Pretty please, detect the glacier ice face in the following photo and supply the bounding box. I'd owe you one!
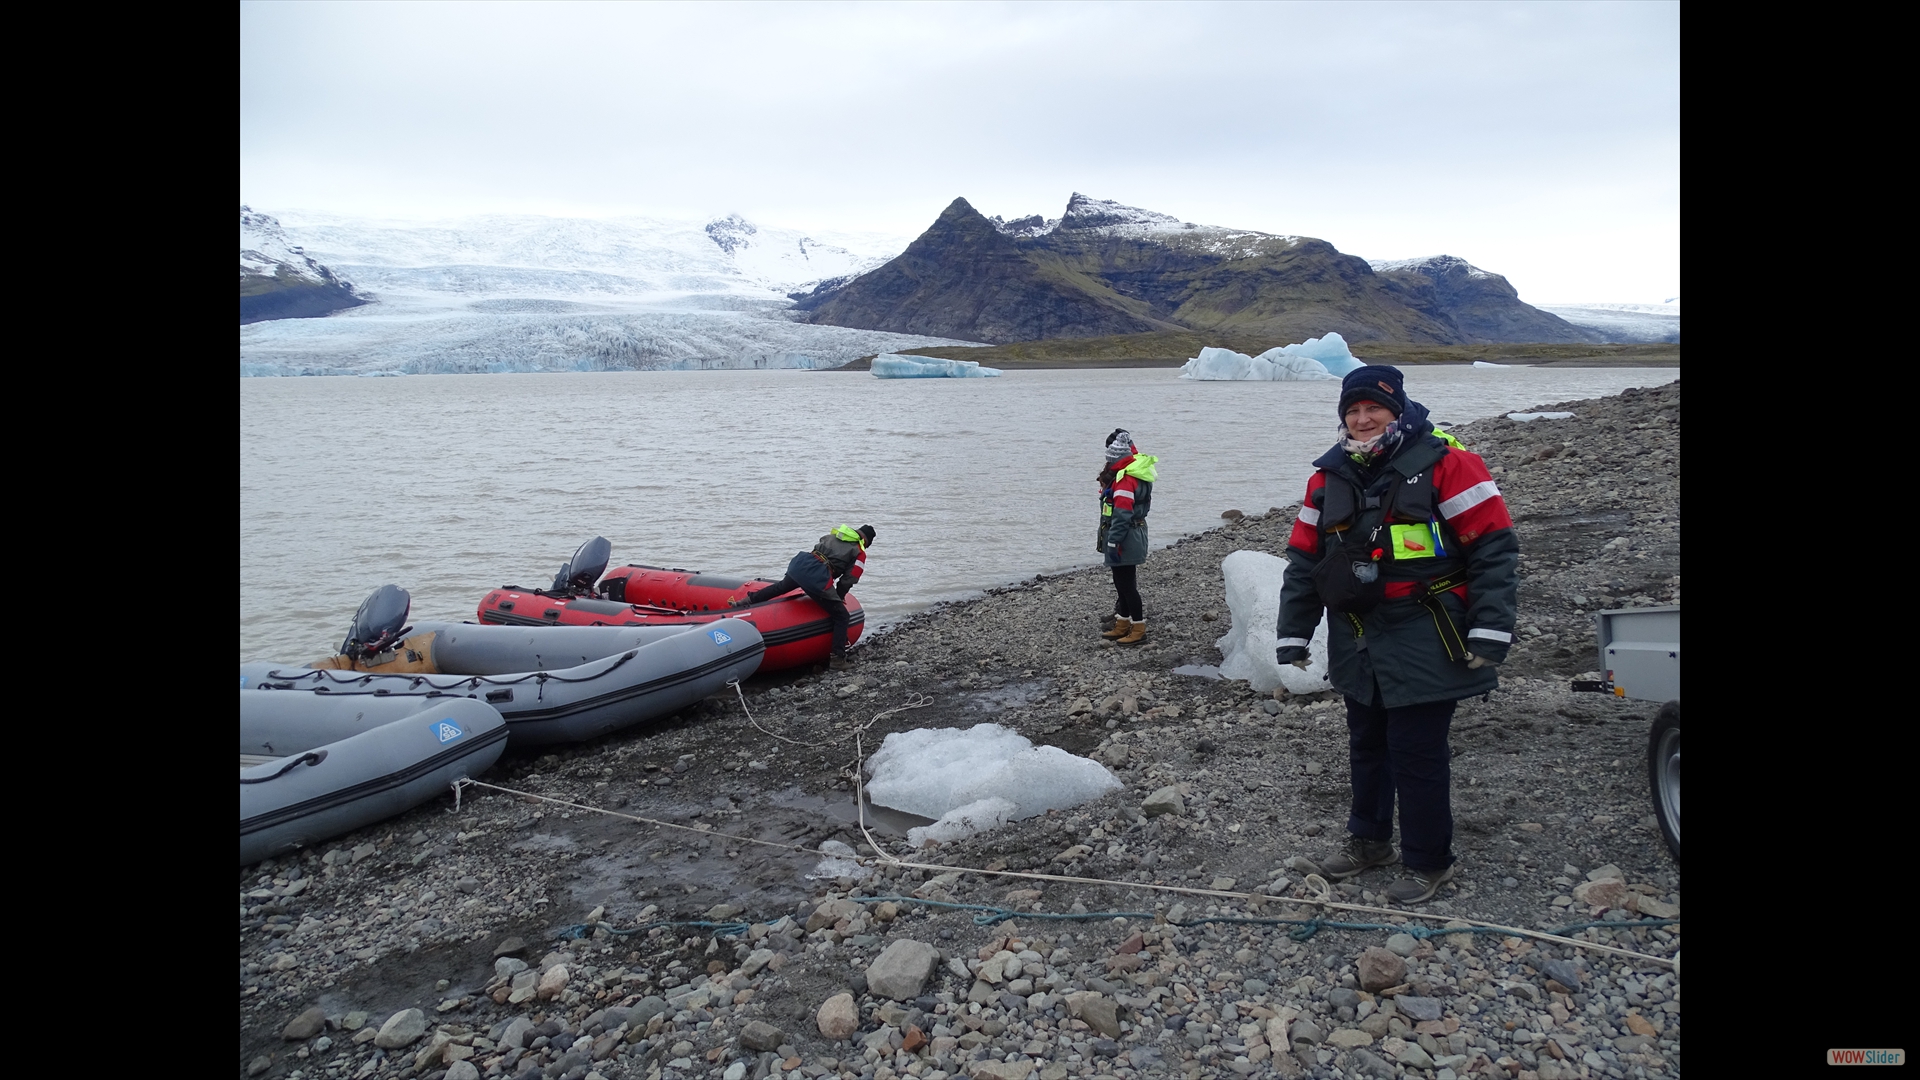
[1215,550,1331,695]
[1178,333,1363,381]
[870,353,1002,379]
[864,724,1120,847]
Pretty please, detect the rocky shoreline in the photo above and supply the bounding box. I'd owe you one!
[241,380,1680,1080]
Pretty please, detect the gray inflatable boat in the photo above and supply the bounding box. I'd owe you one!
[240,695,507,866]
[240,617,765,747]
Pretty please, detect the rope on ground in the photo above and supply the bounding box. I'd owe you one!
[448,691,1676,971]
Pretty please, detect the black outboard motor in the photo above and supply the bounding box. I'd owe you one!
[339,584,414,661]
[549,536,612,595]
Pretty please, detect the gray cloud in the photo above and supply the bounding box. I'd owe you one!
[241,1,1678,301]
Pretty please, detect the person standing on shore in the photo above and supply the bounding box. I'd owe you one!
[1276,366,1518,903]
[1098,430,1157,646]
[731,524,874,670]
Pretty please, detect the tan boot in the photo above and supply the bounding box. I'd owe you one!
[1116,619,1146,645]
[1101,617,1132,640]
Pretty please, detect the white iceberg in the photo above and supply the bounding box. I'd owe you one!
[1507,411,1575,422]
[1473,360,1509,369]
[871,353,1002,379]
[864,723,1121,847]
[1178,332,1363,381]
[1216,550,1332,695]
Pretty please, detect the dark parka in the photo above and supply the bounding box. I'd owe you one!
[1277,411,1519,708]
[1098,454,1158,566]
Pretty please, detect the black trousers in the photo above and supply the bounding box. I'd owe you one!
[1110,564,1143,620]
[747,552,851,656]
[1344,695,1458,872]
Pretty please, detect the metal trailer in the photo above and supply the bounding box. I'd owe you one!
[1595,605,1680,861]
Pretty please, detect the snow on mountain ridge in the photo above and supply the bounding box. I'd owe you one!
[1368,255,1494,280]
[240,206,343,286]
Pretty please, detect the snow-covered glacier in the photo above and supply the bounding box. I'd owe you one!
[239,209,981,375]
[1178,332,1364,381]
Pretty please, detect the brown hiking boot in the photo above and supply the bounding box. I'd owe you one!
[1101,618,1132,640]
[1115,619,1146,645]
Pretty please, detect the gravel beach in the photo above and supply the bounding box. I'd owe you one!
[241,378,1681,1080]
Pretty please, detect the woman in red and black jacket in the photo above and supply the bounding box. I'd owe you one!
[1276,365,1518,904]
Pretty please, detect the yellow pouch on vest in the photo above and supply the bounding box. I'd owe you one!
[1389,522,1439,560]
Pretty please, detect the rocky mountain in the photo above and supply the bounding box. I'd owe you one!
[796,194,1596,346]
[240,206,366,324]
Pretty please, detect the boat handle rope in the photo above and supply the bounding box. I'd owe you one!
[251,651,641,697]
[240,750,327,783]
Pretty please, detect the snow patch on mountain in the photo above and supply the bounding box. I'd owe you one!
[241,206,355,289]
[1368,254,1495,280]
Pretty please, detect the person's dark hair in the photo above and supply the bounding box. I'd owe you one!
[1097,465,1118,485]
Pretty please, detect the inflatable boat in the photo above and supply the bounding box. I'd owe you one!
[240,695,507,866]
[475,539,864,672]
[241,585,765,747]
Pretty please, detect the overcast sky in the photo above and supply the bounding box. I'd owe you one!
[240,1,1678,303]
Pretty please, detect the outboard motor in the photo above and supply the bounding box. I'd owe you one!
[549,536,612,595]
[339,584,413,661]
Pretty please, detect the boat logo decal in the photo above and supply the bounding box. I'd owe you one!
[708,628,733,646]
[435,720,465,743]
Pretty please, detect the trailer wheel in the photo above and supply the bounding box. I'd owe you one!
[1648,700,1680,861]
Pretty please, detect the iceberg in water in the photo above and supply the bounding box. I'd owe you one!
[871,353,1002,379]
[1178,332,1363,381]
[1216,550,1332,695]
[864,724,1121,847]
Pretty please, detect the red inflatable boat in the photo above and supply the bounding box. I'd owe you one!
[478,564,864,674]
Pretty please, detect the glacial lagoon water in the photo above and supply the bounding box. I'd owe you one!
[239,365,1676,663]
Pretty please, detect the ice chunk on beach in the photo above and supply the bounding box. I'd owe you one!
[865,724,1120,847]
[871,353,1002,378]
[1507,411,1575,422]
[906,798,1018,849]
[808,838,873,881]
[1216,550,1331,695]
[1178,333,1362,381]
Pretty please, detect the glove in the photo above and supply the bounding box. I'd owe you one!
[1275,645,1310,668]
[835,580,852,599]
[1466,652,1499,670]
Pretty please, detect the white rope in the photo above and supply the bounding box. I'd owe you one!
[446,688,1675,970]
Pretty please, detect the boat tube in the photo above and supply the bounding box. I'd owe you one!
[476,541,864,672]
[240,696,507,866]
[242,612,765,747]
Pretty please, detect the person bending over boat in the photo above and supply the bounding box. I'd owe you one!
[731,524,875,670]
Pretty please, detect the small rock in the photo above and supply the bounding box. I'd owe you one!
[283,1006,326,1041]
[1356,947,1406,993]
[373,1009,427,1050]
[1142,786,1185,817]
[865,939,941,1000]
[739,1020,783,1053]
[1384,933,1418,957]
[817,992,859,1040]
[1396,996,1443,1022]
[1327,1028,1374,1049]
